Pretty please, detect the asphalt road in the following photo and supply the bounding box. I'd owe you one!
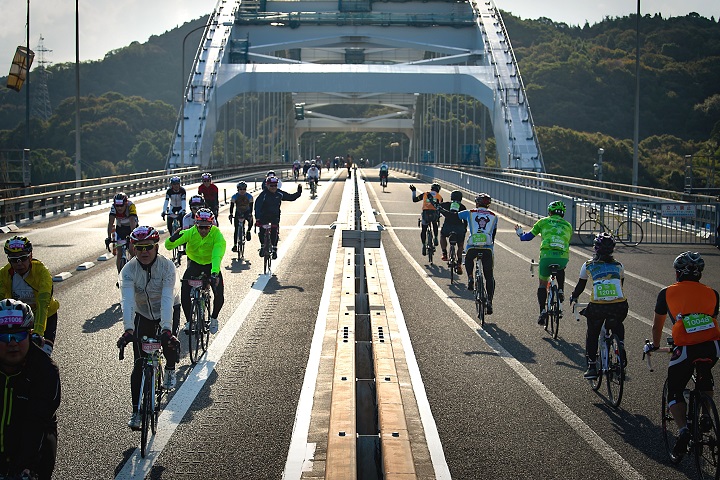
[10,168,719,479]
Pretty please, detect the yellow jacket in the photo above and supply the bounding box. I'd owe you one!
[0,260,60,337]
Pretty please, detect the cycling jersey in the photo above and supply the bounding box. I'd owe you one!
[119,255,180,333]
[165,226,226,274]
[412,191,443,210]
[578,260,626,304]
[198,183,219,205]
[379,165,389,177]
[529,215,573,258]
[655,280,720,346]
[254,188,302,224]
[0,260,59,338]
[110,201,138,227]
[162,187,187,213]
[307,167,320,180]
[230,192,254,217]
[458,207,497,251]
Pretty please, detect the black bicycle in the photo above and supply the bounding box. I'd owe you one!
[169,214,183,267]
[574,303,625,408]
[185,275,211,364]
[259,223,275,274]
[531,260,562,339]
[230,216,247,261]
[472,250,489,326]
[309,178,318,198]
[447,233,458,283]
[646,339,720,479]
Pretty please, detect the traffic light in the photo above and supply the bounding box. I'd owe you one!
[294,104,304,120]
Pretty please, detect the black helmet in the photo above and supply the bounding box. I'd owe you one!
[237,181,247,190]
[450,190,463,202]
[593,233,615,255]
[113,192,128,206]
[475,193,491,207]
[673,251,704,277]
[430,183,441,193]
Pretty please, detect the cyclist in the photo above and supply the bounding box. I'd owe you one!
[229,181,254,252]
[315,156,323,178]
[107,192,139,273]
[117,226,181,430]
[165,209,226,335]
[346,155,353,178]
[458,193,497,313]
[379,161,389,186]
[254,176,302,259]
[333,156,340,171]
[569,233,628,380]
[436,190,467,275]
[644,251,720,459]
[292,159,302,180]
[182,195,211,230]
[0,298,60,480]
[198,172,220,222]
[307,162,320,193]
[0,236,59,356]
[410,183,443,256]
[161,176,187,234]
[262,170,283,191]
[515,200,573,325]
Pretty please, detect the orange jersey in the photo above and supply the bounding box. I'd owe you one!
[663,281,720,346]
[419,192,443,210]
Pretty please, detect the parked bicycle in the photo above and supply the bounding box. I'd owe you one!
[185,274,211,364]
[577,206,644,247]
[531,260,562,339]
[644,338,720,479]
[119,334,166,458]
[574,302,625,408]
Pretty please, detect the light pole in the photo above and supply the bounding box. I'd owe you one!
[25,0,30,153]
[632,0,641,188]
[74,0,81,181]
[594,147,604,182]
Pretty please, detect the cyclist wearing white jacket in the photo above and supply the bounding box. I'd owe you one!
[117,225,181,431]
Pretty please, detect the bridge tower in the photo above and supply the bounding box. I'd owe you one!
[167,0,544,171]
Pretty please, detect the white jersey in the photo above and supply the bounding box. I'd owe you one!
[307,167,320,180]
[458,208,498,249]
[119,255,181,332]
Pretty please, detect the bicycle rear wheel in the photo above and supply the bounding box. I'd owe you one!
[475,269,485,326]
[589,343,603,391]
[605,335,625,408]
[188,301,202,364]
[548,287,560,339]
[140,368,152,457]
[616,220,644,246]
[694,392,720,479]
[427,241,434,265]
[577,220,604,246]
[200,295,211,353]
[662,379,683,464]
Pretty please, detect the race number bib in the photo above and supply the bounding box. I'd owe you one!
[681,313,715,334]
[470,233,490,246]
[593,279,622,301]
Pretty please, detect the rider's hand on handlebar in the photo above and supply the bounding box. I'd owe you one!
[105,237,111,252]
[643,342,658,354]
[117,330,134,350]
[161,211,166,220]
[228,214,233,222]
[160,329,180,352]
[210,272,220,287]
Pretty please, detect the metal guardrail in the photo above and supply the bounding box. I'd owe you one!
[0,164,288,226]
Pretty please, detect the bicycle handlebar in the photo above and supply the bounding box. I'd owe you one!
[572,302,588,321]
[643,339,673,372]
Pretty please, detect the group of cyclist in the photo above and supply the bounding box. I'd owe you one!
[412,179,718,462]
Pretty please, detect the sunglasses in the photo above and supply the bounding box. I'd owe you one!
[197,225,211,231]
[0,330,29,343]
[8,255,30,263]
[134,244,156,252]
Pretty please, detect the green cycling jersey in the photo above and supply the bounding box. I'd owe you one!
[530,215,573,259]
[165,225,226,274]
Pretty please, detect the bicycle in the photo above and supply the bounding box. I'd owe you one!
[230,216,247,260]
[185,274,211,364]
[472,249,490,327]
[577,206,644,247]
[645,338,720,478]
[293,167,300,182]
[573,303,625,408]
[447,232,458,283]
[380,174,388,192]
[531,260,562,339]
[308,178,318,198]
[119,334,165,458]
[109,237,132,270]
[168,213,183,266]
[418,217,436,265]
[259,223,276,275]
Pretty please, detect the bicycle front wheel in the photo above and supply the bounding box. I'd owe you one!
[200,295,211,353]
[616,220,644,246]
[605,335,625,408]
[188,301,202,364]
[577,220,604,246]
[662,379,683,464]
[140,367,153,458]
[694,392,720,479]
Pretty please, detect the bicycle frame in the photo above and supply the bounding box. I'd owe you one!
[187,276,211,363]
[531,260,561,338]
[474,254,486,326]
[259,223,276,274]
[137,336,164,457]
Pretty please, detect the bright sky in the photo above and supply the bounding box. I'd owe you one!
[0,0,718,66]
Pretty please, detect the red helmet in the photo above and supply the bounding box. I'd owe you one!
[194,208,215,225]
[129,226,160,244]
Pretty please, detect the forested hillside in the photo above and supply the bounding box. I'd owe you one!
[0,11,718,191]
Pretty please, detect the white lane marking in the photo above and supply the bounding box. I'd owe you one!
[116,173,338,479]
[364,174,452,479]
[283,174,350,479]
[370,188,645,480]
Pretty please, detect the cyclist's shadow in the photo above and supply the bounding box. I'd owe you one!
[480,322,538,364]
[226,259,252,273]
[261,276,304,294]
[83,303,122,333]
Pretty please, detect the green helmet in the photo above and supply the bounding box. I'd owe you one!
[548,201,566,217]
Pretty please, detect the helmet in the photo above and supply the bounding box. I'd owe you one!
[189,195,205,209]
[113,192,128,206]
[194,208,215,226]
[593,232,616,255]
[311,161,316,166]
[129,226,160,245]
[475,193,491,207]
[266,176,279,186]
[266,171,276,177]
[450,190,463,202]
[673,251,705,277]
[0,298,34,331]
[430,183,441,193]
[201,172,212,181]
[170,176,181,185]
[4,236,32,256]
[548,201,566,217]
[237,181,247,190]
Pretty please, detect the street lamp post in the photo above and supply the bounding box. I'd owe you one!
[632,0,641,188]
[594,147,604,182]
